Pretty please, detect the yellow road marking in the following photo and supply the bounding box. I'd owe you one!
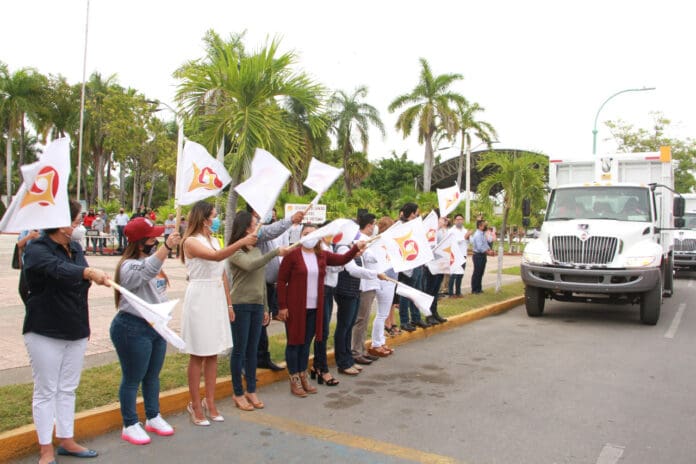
[236,410,465,464]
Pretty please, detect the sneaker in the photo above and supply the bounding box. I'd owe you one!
[122,423,151,445]
[145,414,175,436]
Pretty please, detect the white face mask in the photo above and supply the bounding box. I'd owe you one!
[302,238,319,249]
[71,225,86,242]
[372,225,379,237]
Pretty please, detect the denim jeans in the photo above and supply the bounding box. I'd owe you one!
[313,286,335,373]
[333,293,359,369]
[257,283,279,363]
[448,270,464,296]
[423,268,444,314]
[398,266,423,325]
[285,308,316,374]
[110,311,167,427]
[471,253,487,293]
[230,304,264,396]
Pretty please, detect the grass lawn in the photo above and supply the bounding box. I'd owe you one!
[0,280,524,433]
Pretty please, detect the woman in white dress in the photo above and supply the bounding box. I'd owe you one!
[180,201,257,426]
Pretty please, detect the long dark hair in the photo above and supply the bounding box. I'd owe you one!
[180,201,214,263]
[399,202,418,222]
[113,238,168,307]
[228,210,254,252]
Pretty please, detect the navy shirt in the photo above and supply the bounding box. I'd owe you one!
[22,234,92,340]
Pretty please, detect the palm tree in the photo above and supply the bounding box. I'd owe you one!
[34,74,80,142]
[0,65,46,202]
[327,86,384,195]
[388,58,465,192]
[175,30,324,232]
[454,100,497,188]
[477,150,547,291]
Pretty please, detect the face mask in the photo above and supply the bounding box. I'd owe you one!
[302,238,319,249]
[143,240,159,255]
[456,223,463,229]
[71,225,86,242]
[372,225,379,237]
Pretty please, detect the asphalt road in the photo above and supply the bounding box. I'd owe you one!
[12,272,696,463]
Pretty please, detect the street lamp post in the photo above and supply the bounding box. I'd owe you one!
[592,87,656,155]
[465,140,498,224]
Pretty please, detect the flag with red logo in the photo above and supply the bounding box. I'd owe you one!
[298,218,360,247]
[235,148,291,220]
[379,217,434,273]
[437,183,462,217]
[0,137,72,232]
[395,282,433,316]
[176,141,232,206]
[422,210,438,247]
[304,158,343,204]
[426,231,466,274]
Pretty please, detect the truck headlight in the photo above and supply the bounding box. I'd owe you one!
[522,248,552,265]
[622,255,659,267]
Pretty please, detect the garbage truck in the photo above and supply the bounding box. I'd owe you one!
[521,147,684,325]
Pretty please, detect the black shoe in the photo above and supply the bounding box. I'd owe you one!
[400,323,416,332]
[353,355,373,365]
[257,359,284,371]
[364,353,379,362]
[434,314,448,323]
[412,320,431,329]
[425,315,440,325]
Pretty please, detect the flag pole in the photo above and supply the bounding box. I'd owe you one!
[76,0,90,202]
[173,117,184,232]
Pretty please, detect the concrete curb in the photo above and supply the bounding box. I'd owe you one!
[0,295,523,461]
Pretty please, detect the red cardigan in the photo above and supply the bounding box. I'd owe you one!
[277,244,359,345]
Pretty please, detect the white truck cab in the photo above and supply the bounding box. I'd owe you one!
[673,193,696,271]
[521,147,683,325]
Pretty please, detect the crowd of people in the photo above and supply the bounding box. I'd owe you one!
[17,199,498,463]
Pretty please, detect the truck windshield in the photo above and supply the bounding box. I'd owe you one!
[684,212,696,229]
[546,186,651,222]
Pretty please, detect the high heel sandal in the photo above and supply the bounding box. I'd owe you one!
[186,402,210,426]
[311,368,339,386]
[244,392,265,409]
[232,395,254,411]
[201,398,225,422]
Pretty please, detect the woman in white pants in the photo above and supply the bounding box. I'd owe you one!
[22,200,110,464]
[368,216,397,357]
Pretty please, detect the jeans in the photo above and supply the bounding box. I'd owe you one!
[285,308,316,374]
[398,266,423,325]
[333,293,359,369]
[313,286,335,373]
[471,253,487,293]
[448,267,465,296]
[110,312,167,427]
[424,268,444,315]
[257,283,278,363]
[117,225,126,250]
[230,304,264,396]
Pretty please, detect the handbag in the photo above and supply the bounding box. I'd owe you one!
[11,244,21,270]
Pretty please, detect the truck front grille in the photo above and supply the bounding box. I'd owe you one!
[674,239,696,252]
[550,236,618,265]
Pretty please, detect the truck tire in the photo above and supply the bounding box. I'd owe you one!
[663,256,674,297]
[525,285,545,317]
[640,278,662,325]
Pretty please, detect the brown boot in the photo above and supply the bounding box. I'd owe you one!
[289,374,307,397]
[299,371,317,394]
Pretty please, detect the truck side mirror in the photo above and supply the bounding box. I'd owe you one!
[673,196,685,217]
[675,217,686,228]
[522,198,531,217]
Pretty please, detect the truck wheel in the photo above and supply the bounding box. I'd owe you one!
[640,279,662,325]
[525,286,545,317]
[663,257,674,297]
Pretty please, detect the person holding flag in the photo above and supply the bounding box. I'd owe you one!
[110,217,181,445]
[22,200,110,464]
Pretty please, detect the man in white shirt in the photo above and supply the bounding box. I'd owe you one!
[448,214,469,297]
[114,208,130,252]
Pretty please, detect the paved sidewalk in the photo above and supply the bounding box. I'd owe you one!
[0,233,521,386]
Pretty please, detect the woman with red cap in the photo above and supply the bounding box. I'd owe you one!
[110,217,181,445]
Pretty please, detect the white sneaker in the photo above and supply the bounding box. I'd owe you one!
[121,422,151,445]
[145,414,175,436]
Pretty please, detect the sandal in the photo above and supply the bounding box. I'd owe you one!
[232,395,254,412]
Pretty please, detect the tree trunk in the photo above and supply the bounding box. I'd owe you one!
[19,116,26,169]
[224,173,240,245]
[343,148,352,195]
[131,167,139,212]
[5,132,13,204]
[105,155,112,201]
[423,134,434,192]
[147,172,156,209]
[495,206,509,293]
[119,162,126,206]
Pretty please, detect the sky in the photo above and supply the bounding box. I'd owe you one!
[2,0,694,165]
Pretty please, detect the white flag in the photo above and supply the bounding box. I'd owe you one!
[426,232,466,275]
[379,217,434,273]
[437,183,462,217]
[304,158,343,204]
[368,237,397,273]
[422,210,439,247]
[235,148,291,220]
[299,218,360,247]
[114,282,186,350]
[396,282,433,316]
[176,141,232,206]
[0,137,72,232]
